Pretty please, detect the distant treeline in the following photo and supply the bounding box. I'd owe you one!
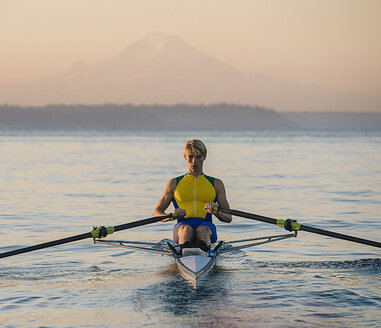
[283,112,381,130]
[0,104,380,130]
[0,103,296,130]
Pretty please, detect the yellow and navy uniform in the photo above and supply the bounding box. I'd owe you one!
[173,173,216,222]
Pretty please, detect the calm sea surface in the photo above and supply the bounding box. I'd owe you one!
[0,130,380,328]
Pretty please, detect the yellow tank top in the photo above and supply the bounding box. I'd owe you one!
[173,173,216,221]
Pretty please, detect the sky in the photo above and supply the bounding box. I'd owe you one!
[1,0,380,99]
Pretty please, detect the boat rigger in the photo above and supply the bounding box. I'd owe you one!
[94,233,297,287]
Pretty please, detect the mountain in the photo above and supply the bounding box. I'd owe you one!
[0,34,380,112]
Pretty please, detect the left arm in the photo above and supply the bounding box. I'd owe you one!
[205,178,232,223]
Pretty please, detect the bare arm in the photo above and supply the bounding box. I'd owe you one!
[205,178,232,223]
[153,178,186,218]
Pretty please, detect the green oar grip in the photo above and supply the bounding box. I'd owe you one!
[91,226,115,238]
[277,219,301,231]
[171,212,179,219]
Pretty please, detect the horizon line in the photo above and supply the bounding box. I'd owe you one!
[1,103,380,114]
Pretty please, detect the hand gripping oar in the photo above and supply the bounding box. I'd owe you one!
[0,214,173,259]
[220,208,381,249]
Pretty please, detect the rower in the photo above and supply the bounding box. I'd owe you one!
[153,139,232,252]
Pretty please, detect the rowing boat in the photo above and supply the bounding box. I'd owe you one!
[94,232,297,287]
[1,208,379,287]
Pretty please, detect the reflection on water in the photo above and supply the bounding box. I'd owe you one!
[0,130,380,327]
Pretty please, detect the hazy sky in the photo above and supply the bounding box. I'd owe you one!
[1,0,380,98]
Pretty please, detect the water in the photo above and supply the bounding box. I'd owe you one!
[0,130,380,327]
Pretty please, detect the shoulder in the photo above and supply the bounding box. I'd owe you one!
[203,175,225,189]
[213,178,226,192]
[165,178,177,192]
[214,177,224,186]
[175,174,186,184]
[203,174,216,186]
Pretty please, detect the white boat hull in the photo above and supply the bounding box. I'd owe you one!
[175,248,217,287]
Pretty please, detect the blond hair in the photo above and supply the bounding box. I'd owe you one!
[183,139,207,158]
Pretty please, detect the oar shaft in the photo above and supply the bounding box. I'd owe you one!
[220,208,381,249]
[113,215,170,232]
[0,214,172,259]
[300,225,381,248]
[221,209,278,225]
[0,232,91,259]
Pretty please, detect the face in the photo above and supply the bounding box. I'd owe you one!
[184,150,205,175]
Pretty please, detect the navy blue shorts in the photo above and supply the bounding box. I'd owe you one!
[173,217,217,244]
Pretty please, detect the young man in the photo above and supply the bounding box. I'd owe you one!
[153,139,232,251]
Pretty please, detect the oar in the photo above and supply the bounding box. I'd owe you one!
[0,214,173,259]
[220,208,381,248]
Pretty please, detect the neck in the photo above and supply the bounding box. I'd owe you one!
[188,170,203,177]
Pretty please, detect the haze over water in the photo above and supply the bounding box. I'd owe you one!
[0,130,380,327]
[1,1,380,111]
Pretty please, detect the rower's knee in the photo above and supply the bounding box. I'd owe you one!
[195,225,212,241]
[179,224,194,234]
[178,224,194,243]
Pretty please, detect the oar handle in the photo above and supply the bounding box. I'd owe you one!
[113,214,174,231]
[220,208,381,249]
[220,208,278,225]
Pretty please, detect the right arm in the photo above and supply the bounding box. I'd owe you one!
[153,178,186,217]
